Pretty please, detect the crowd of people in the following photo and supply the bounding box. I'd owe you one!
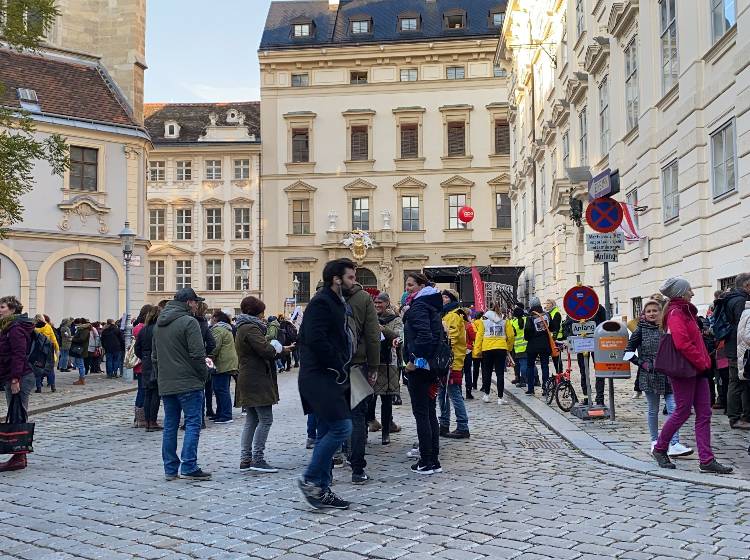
[0,265,748,504]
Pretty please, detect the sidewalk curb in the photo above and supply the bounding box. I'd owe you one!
[500,378,750,492]
[28,386,137,417]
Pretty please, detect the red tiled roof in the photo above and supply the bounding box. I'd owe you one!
[0,48,137,127]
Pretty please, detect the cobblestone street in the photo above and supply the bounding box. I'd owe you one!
[2,372,750,560]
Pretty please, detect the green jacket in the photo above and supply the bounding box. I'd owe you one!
[345,283,380,369]
[152,300,208,396]
[210,323,238,374]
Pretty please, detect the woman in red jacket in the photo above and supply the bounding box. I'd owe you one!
[652,278,732,474]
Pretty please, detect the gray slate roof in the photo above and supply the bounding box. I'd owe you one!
[260,0,505,50]
[144,102,260,144]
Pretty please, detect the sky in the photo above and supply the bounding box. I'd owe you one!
[145,0,275,103]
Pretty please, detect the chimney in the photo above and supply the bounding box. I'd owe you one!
[329,0,339,10]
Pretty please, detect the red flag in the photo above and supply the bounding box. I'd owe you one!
[471,266,486,313]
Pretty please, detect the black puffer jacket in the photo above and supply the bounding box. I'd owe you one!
[101,324,125,354]
[134,323,157,387]
[403,289,443,361]
[722,289,749,359]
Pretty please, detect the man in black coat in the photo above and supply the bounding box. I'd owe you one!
[297,258,356,510]
[724,273,750,429]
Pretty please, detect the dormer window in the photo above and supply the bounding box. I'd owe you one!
[164,120,180,138]
[491,11,505,27]
[351,19,370,34]
[17,88,38,103]
[398,12,420,32]
[444,10,466,30]
[292,22,312,37]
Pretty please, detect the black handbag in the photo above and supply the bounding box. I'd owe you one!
[69,343,84,358]
[0,394,35,454]
[743,349,750,380]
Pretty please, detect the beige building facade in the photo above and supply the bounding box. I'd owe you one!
[260,0,515,311]
[499,0,749,315]
[143,104,262,314]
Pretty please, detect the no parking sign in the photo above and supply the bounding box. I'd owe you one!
[563,286,599,322]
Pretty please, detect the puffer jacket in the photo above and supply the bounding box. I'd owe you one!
[475,310,515,353]
[626,319,669,395]
[664,299,711,373]
[0,314,34,383]
[442,303,467,370]
[345,283,380,369]
[403,286,443,362]
[134,323,157,386]
[59,318,73,350]
[210,322,239,374]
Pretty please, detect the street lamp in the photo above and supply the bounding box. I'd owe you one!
[240,260,251,296]
[119,221,136,381]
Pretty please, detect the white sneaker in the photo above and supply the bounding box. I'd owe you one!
[481,393,491,403]
[632,391,642,399]
[497,398,508,405]
[406,444,420,458]
[668,442,694,458]
[650,441,656,452]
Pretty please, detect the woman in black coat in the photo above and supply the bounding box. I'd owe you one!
[134,307,161,431]
[194,302,216,420]
[524,297,553,396]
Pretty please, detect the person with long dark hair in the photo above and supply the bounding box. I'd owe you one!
[135,306,162,432]
[131,304,153,428]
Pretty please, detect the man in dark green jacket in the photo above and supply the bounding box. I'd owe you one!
[153,288,210,481]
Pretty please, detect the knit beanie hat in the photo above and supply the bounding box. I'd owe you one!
[529,296,542,309]
[442,289,459,303]
[659,277,691,300]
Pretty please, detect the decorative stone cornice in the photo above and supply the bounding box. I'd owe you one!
[393,176,427,189]
[394,254,429,262]
[283,180,317,193]
[343,178,377,191]
[442,253,476,264]
[550,177,573,214]
[440,175,475,188]
[565,72,589,105]
[541,120,556,145]
[284,256,318,263]
[520,155,534,177]
[608,1,639,39]
[551,99,570,127]
[57,195,110,234]
[531,140,545,162]
[584,38,610,75]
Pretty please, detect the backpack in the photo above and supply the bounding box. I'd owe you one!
[711,297,736,342]
[28,331,53,369]
[429,327,454,378]
[281,321,298,344]
[270,322,287,346]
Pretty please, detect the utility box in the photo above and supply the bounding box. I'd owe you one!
[594,321,631,379]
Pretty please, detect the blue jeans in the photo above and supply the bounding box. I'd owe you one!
[161,389,204,476]
[516,356,528,384]
[74,357,86,379]
[105,351,122,377]
[212,373,233,422]
[306,414,318,439]
[135,374,145,408]
[645,391,679,445]
[303,417,352,491]
[58,348,70,370]
[438,383,469,432]
[526,351,550,393]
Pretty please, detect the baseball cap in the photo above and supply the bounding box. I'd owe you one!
[174,287,205,303]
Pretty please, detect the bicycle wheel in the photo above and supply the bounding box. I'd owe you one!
[555,380,577,412]
[543,378,556,404]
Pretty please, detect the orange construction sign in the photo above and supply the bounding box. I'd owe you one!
[595,362,630,371]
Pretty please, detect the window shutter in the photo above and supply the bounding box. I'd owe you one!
[400,125,418,158]
[350,126,369,161]
[494,121,510,154]
[447,122,466,156]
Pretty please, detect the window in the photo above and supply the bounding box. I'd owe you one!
[660,0,678,92]
[296,272,311,304]
[350,71,368,85]
[400,68,418,82]
[176,160,192,181]
[632,297,643,320]
[496,193,511,229]
[293,23,311,37]
[234,207,251,239]
[292,199,310,234]
[626,188,639,227]
[206,259,222,291]
[292,129,310,162]
[446,66,465,80]
[492,12,505,27]
[400,124,418,158]
[494,120,510,154]
[352,197,370,230]
[149,209,165,241]
[444,11,465,30]
[599,78,610,154]
[578,107,588,166]
[401,196,420,231]
[356,268,378,290]
[562,131,570,169]
[64,259,101,282]
[712,0,736,43]
[206,208,222,240]
[493,65,507,78]
[234,159,250,180]
[149,161,165,182]
[351,20,370,34]
[205,159,222,180]
[711,120,737,198]
[719,276,737,292]
[149,261,164,292]
[539,165,547,215]
[234,259,250,291]
[576,0,585,36]
[291,73,309,87]
[448,194,467,229]
[521,193,527,240]
[167,124,176,136]
[69,146,98,191]
[176,209,192,240]
[513,201,519,242]
[625,38,639,132]
[662,160,679,222]
[400,17,418,31]
[176,260,192,290]
[447,121,466,156]
[350,126,369,161]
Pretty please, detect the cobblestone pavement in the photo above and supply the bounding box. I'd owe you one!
[502,356,750,480]
[0,371,136,417]
[2,371,750,560]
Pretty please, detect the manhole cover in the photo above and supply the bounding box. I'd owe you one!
[520,439,564,449]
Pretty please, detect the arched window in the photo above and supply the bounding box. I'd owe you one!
[356,268,378,291]
[64,258,101,281]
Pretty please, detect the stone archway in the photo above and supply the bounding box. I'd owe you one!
[0,244,31,305]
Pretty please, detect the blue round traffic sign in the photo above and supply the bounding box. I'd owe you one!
[586,198,623,233]
[563,286,600,321]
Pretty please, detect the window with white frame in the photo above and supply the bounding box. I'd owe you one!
[625,38,639,131]
[599,78,610,154]
[660,0,678,92]
[626,188,639,227]
[576,0,585,37]
[711,0,736,43]
[149,161,165,182]
[176,208,192,240]
[400,17,418,31]
[149,260,165,292]
[352,197,370,231]
[578,107,588,166]
[539,164,547,215]
[492,12,505,28]
[205,159,222,180]
[291,73,309,87]
[293,23,311,37]
[206,208,222,240]
[234,207,251,239]
[234,159,250,180]
[446,66,465,80]
[351,20,370,34]
[176,260,192,289]
[562,131,570,169]
[448,194,467,229]
[400,68,418,82]
[176,160,192,181]
[206,259,222,291]
[401,196,420,231]
[234,259,250,291]
[711,120,737,198]
[662,160,679,222]
[149,209,165,241]
[292,199,310,234]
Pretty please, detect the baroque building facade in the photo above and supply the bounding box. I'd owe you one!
[143,104,262,314]
[0,1,149,321]
[499,0,748,315]
[260,0,514,311]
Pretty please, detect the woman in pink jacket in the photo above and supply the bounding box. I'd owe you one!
[652,278,732,474]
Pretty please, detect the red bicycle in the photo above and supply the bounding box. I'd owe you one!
[543,342,578,412]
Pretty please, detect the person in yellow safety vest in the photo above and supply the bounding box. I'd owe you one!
[474,304,515,405]
[544,299,564,375]
[510,306,528,387]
